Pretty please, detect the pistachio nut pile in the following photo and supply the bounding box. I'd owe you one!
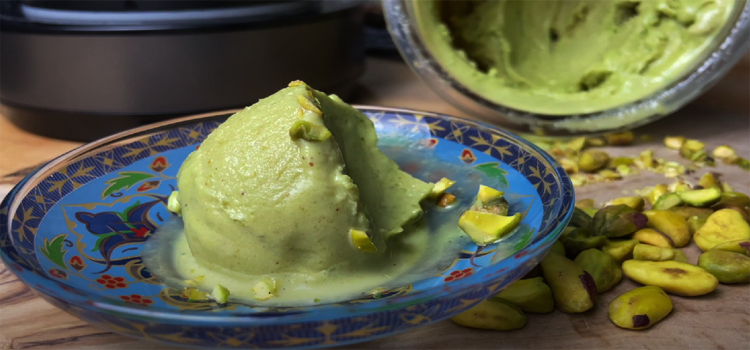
[452,134,749,331]
[532,132,748,187]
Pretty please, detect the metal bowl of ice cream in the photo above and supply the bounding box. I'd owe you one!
[384,0,750,136]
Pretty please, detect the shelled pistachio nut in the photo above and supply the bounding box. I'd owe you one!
[540,252,596,313]
[687,213,712,234]
[578,150,610,173]
[622,260,718,296]
[633,228,675,248]
[677,187,722,207]
[668,207,713,220]
[607,196,645,211]
[561,227,607,258]
[711,240,750,256]
[574,249,622,293]
[694,209,750,251]
[698,249,750,284]
[609,286,672,330]
[451,298,526,331]
[593,205,648,238]
[644,210,691,247]
[633,244,676,262]
[289,120,331,141]
[494,277,555,313]
[602,239,639,263]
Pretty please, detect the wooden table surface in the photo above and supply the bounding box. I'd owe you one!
[0,56,748,350]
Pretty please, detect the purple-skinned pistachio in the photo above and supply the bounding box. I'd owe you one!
[592,205,646,238]
[579,271,598,303]
[575,249,622,293]
[631,314,650,328]
[540,251,595,313]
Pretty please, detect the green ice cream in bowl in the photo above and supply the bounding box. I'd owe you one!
[0,81,574,348]
[157,83,447,305]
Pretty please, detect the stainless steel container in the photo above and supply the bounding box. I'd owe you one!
[0,1,365,140]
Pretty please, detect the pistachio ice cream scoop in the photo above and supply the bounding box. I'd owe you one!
[172,82,433,276]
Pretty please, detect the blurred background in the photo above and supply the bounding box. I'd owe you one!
[0,0,748,179]
[1,0,375,140]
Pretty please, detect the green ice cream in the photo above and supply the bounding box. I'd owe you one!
[174,82,433,276]
[314,92,433,237]
[414,0,737,115]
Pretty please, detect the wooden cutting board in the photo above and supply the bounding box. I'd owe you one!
[1,57,748,350]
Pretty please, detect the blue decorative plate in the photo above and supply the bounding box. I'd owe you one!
[0,107,573,349]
